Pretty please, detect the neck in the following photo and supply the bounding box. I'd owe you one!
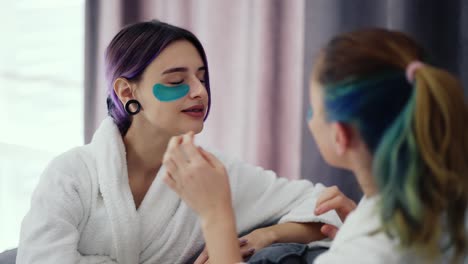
[348,144,379,198]
[123,121,171,178]
[353,166,378,197]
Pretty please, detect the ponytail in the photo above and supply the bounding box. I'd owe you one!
[375,64,468,263]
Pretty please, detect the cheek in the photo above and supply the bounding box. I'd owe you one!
[153,83,190,102]
[308,117,326,151]
[308,116,336,165]
[308,117,324,146]
[307,110,321,139]
[307,118,316,138]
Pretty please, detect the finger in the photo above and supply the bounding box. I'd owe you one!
[241,247,255,258]
[316,195,356,219]
[239,238,248,246]
[194,254,208,264]
[181,131,194,146]
[316,195,345,215]
[321,224,339,239]
[181,134,205,164]
[168,136,190,167]
[162,155,178,174]
[194,248,209,264]
[316,186,341,207]
[167,135,183,152]
[315,186,351,215]
[174,147,191,166]
[162,172,177,191]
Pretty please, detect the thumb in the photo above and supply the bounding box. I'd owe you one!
[321,224,339,239]
[194,247,209,264]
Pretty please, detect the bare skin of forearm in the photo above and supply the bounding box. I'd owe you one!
[201,206,242,264]
[262,222,327,244]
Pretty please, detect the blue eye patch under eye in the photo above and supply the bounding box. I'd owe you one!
[153,83,190,102]
[306,106,313,121]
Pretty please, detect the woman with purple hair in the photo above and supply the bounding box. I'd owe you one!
[16,20,350,264]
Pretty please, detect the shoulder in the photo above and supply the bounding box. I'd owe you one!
[316,240,403,264]
[46,145,92,173]
[317,227,403,263]
[38,145,95,189]
[318,196,404,263]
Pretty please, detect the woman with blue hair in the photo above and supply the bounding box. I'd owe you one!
[164,28,468,263]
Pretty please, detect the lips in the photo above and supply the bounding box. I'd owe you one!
[181,104,205,118]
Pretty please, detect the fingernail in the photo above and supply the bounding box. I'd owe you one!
[315,206,323,214]
[249,248,255,253]
[322,225,330,234]
[239,238,248,245]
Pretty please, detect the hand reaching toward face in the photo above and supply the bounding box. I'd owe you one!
[314,186,357,239]
[162,132,233,221]
[163,132,242,263]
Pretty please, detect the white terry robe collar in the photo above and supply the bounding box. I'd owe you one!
[90,117,185,263]
[90,117,141,264]
[332,195,383,247]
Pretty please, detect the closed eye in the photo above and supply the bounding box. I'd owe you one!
[168,80,184,85]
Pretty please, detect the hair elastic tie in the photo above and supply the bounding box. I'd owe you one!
[406,61,425,83]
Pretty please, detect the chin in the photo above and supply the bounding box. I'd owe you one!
[193,124,203,134]
[181,123,204,134]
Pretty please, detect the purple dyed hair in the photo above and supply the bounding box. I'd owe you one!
[105,20,212,135]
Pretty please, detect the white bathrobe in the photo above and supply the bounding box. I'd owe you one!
[17,117,341,264]
[314,196,458,264]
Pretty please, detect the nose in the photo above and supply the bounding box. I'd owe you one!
[188,76,207,99]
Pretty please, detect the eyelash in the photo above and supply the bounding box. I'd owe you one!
[169,80,184,85]
[169,79,205,85]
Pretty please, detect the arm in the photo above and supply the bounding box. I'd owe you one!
[227,158,342,239]
[315,185,357,238]
[233,221,326,258]
[163,133,242,264]
[212,155,343,259]
[162,133,339,263]
[255,222,326,245]
[193,164,338,263]
[17,155,118,264]
[201,207,242,264]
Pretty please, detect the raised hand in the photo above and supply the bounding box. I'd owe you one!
[162,132,232,219]
[314,186,357,239]
[162,132,242,263]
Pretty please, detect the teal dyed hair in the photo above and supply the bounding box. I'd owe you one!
[317,28,468,263]
[324,72,426,240]
[324,72,413,152]
[373,90,423,231]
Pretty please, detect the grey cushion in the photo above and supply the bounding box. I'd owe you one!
[0,248,17,264]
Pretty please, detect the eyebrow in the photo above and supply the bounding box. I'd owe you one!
[162,66,206,75]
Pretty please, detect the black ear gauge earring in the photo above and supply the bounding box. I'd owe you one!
[125,99,142,115]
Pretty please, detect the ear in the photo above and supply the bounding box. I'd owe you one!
[332,122,352,156]
[113,77,134,105]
